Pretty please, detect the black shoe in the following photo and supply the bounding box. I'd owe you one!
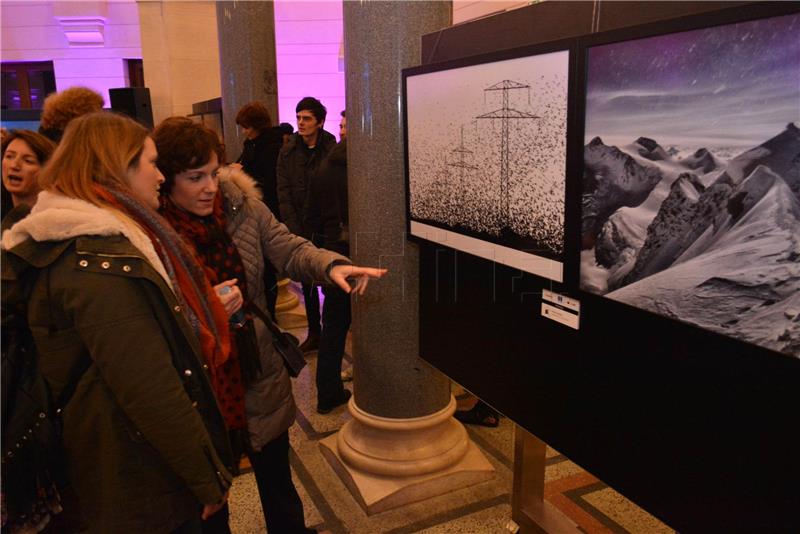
[317,389,351,414]
[299,333,320,353]
[454,401,499,428]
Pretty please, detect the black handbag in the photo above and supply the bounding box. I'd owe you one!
[246,303,307,378]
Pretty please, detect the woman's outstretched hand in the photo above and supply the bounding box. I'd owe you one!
[329,265,388,295]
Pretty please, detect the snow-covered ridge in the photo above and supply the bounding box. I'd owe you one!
[581,123,800,356]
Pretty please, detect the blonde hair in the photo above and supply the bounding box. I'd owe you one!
[38,112,149,207]
[39,87,104,135]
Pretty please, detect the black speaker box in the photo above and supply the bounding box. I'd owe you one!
[109,87,154,128]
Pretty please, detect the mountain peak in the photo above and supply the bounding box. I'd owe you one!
[682,148,718,173]
[635,137,660,152]
[635,136,669,162]
[589,136,605,147]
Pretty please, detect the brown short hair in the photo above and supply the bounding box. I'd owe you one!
[39,87,105,140]
[37,111,149,207]
[1,129,56,166]
[152,117,225,195]
[235,102,272,132]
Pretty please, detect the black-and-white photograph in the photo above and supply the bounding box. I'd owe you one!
[580,13,800,356]
[406,49,569,282]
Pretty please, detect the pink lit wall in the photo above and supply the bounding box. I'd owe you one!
[274,0,345,140]
[3,0,348,137]
[0,0,142,107]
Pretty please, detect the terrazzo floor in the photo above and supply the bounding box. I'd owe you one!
[228,286,674,534]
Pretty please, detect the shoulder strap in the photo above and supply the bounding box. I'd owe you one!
[246,302,283,337]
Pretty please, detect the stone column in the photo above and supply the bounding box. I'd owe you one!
[215,1,279,158]
[320,0,494,515]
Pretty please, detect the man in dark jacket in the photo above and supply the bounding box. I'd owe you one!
[305,110,351,413]
[277,97,337,352]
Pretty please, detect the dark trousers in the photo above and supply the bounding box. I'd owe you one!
[316,285,352,405]
[250,431,314,534]
[302,282,321,336]
[199,432,311,534]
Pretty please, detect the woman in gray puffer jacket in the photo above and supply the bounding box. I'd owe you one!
[153,117,385,534]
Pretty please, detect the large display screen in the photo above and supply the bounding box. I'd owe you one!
[405,47,571,283]
[579,12,800,356]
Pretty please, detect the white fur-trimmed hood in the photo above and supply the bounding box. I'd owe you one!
[1,191,170,284]
[217,164,262,207]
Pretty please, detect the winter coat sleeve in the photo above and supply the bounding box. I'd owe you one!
[54,266,232,505]
[251,199,350,286]
[276,149,302,235]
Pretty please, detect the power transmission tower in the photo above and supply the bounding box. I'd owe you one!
[476,79,539,227]
[447,125,478,223]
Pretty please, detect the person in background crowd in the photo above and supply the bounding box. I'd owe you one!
[338,110,352,382]
[1,130,55,228]
[305,109,354,411]
[234,102,286,316]
[2,112,234,533]
[37,87,104,143]
[278,123,294,147]
[277,97,337,353]
[234,102,283,218]
[153,117,385,533]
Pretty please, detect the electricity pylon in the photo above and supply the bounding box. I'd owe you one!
[447,125,478,225]
[476,79,539,226]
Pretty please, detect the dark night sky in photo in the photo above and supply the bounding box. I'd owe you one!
[585,13,800,149]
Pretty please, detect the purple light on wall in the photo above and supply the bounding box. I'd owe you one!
[274,0,345,140]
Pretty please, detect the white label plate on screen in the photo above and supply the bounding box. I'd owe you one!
[541,290,580,330]
[542,289,580,312]
[541,303,579,329]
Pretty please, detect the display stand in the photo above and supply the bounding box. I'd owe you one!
[511,426,580,534]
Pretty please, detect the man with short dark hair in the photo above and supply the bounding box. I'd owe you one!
[277,96,337,351]
[305,109,352,412]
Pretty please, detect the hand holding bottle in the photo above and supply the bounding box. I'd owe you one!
[214,279,245,327]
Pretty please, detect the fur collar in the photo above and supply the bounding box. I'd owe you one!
[217,164,262,211]
[1,191,170,284]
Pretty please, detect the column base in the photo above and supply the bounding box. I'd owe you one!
[274,278,306,329]
[319,396,495,515]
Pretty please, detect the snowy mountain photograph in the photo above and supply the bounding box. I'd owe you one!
[580,13,800,356]
[406,49,569,282]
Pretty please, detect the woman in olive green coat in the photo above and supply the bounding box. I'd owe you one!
[2,112,235,533]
